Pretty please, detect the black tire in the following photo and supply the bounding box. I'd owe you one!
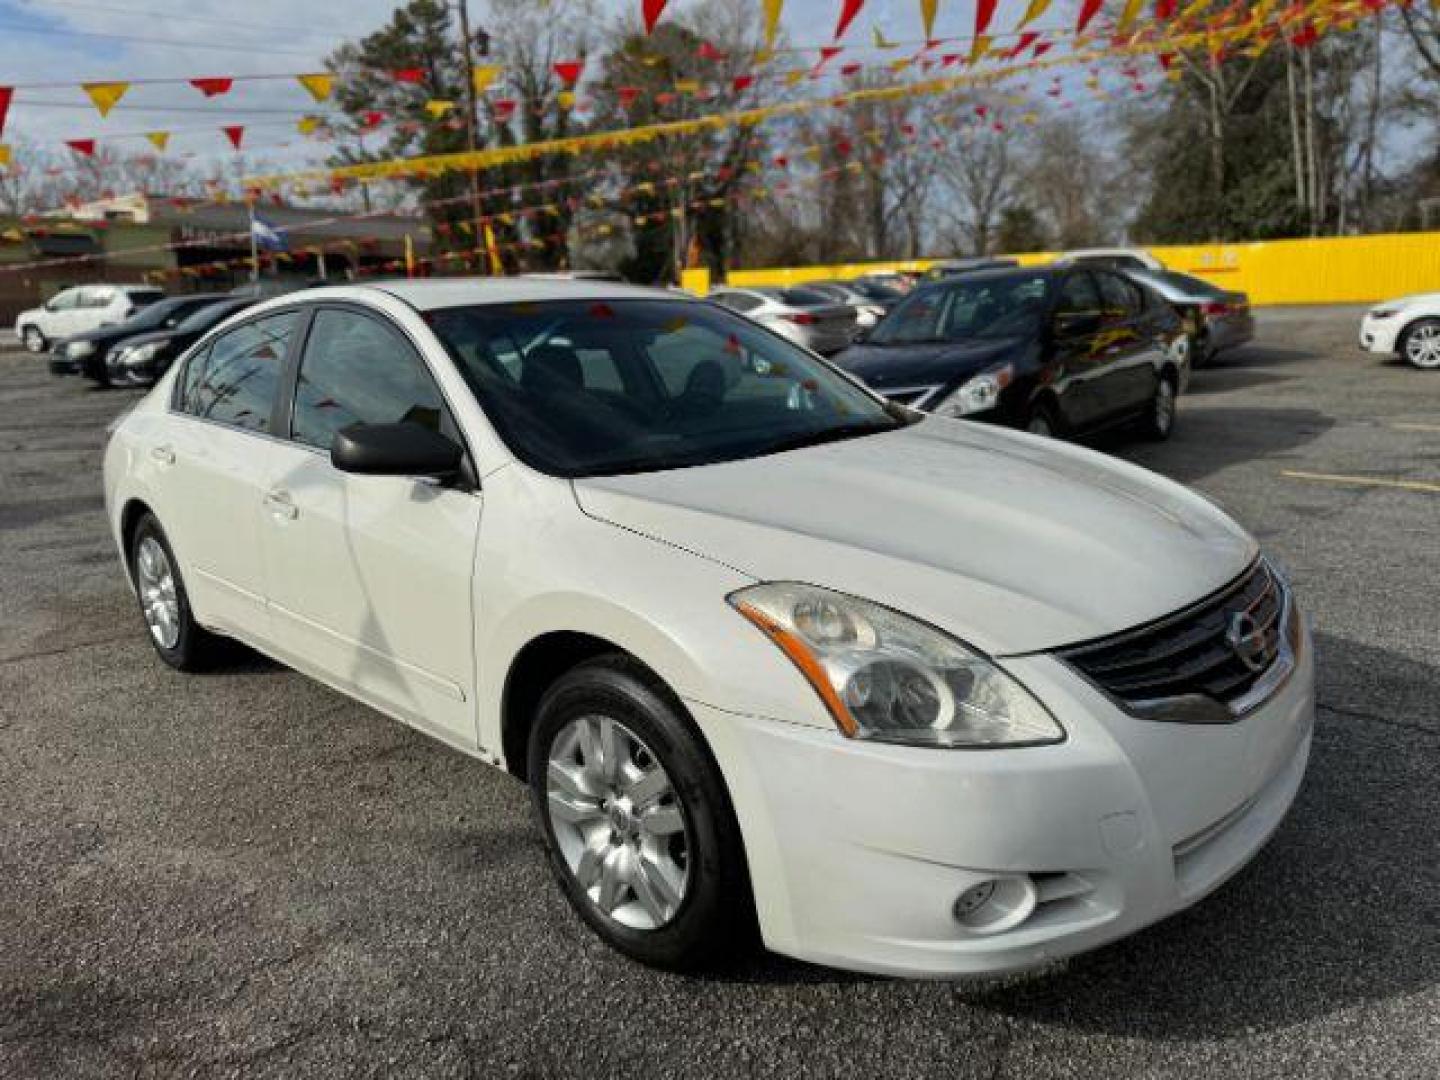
[129,513,221,672]
[1138,372,1179,441]
[1024,398,1063,439]
[527,654,754,971]
[21,326,46,353]
[1399,318,1440,370]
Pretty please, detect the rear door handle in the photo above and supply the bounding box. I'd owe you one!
[150,445,175,465]
[263,489,299,520]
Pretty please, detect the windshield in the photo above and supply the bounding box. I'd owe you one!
[121,298,190,330]
[869,273,1053,345]
[176,300,247,333]
[425,299,906,477]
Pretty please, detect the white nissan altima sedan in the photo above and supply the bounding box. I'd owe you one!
[103,279,1314,977]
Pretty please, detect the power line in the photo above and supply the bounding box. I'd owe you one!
[0,18,323,57]
[22,0,342,36]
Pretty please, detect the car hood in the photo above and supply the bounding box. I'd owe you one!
[116,327,186,349]
[572,419,1256,656]
[832,338,1022,390]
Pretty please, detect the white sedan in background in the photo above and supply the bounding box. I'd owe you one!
[1359,293,1440,369]
[104,279,1313,977]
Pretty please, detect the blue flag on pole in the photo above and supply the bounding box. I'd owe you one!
[251,215,288,252]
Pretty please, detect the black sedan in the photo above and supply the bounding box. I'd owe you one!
[831,266,1188,441]
[50,294,230,385]
[103,297,257,388]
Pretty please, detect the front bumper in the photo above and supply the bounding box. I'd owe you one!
[1359,314,1401,354]
[689,620,1314,977]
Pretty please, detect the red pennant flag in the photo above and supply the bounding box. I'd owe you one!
[1033,41,1054,58]
[1156,0,1177,17]
[617,85,641,106]
[493,99,517,120]
[1158,52,1175,69]
[66,139,96,156]
[840,62,862,75]
[0,86,12,141]
[643,0,668,33]
[1010,31,1041,58]
[975,0,999,37]
[553,60,584,86]
[697,40,727,60]
[833,0,864,40]
[1289,24,1319,49]
[816,45,843,70]
[362,110,385,129]
[974,105,988,118]
[731,74,755,92]
[1077,0,1104,32]
[392,68,425,83]
[190,77,233,97]
[222,126,244,149]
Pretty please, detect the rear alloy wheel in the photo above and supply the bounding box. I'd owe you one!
[1140,375,1178,441]
[1400,319,1440,370]
[529,655,753,970]
[130,514,221,671]
[22,326,46,353]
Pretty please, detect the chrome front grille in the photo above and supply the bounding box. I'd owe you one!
[1056,560,1295,723]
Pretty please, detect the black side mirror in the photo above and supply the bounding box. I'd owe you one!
[331,422,463,481]
[851,325,870,343]
[1054,311,1101,338]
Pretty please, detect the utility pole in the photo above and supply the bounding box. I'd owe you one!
[454,0,487,272]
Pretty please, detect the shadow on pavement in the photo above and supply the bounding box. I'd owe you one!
[1107,405,1336,485]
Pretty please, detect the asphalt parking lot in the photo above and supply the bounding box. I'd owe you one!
[1,305,1437,1079]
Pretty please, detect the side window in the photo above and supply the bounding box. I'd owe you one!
[1056,273,1101,315]
[82,287,115,309]
[291,309,446,450]
[176,344,211,413]
[49,289,81,311]
[1096,273,1140,317]
[184,311,299,432]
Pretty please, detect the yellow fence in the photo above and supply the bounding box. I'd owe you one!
[682,230,1440,306]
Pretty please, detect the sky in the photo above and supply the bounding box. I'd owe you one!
[0,0,1035,180]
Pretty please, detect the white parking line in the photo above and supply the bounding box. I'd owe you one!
[1391,422,1440,434]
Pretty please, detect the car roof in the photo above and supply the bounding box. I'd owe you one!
[366,277,684,311]
[916,266,1058,289]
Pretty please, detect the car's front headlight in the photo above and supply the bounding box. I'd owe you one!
[122,342,158,365]
[929,363,1014,418]
[65,340,95,358]
[729,582,1063,748]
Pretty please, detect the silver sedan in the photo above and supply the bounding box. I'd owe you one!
[1126,268,1254,367]
[707,286,858,355]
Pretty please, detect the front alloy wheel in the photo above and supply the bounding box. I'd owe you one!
[1401,319,1440,370]
[22,326,45,353]
[1140,375,1178,441]
[546,715,691,930]
[528,655,753,970]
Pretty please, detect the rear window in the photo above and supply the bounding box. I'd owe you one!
[1159,271,1225,296]
[775,288,829,307]
[126,288,165,308]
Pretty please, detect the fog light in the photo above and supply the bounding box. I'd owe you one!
[952,875,1038,934]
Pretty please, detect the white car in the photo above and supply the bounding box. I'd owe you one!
[707,286,857,355]
[15,284,165,353]
[103,280,1314,977]
[1055,248,1166,273]
[1359,293,1440,369]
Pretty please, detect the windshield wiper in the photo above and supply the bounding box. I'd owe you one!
[756,419,903,457]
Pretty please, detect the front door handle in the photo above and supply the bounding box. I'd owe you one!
[263,489,299,520]
[150,445,176,465]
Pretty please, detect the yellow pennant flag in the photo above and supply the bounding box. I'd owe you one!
[557,90,576,109]
[889,57,913,73]
[425,99,456,118]
[1179,0,1208,19]
[1117,0,1145,31]
[1017,0,1051,29]
[0,145,11,168]
[872,26,896,49]
[82,81,129,117]
[297,115,322,136]
[675,79,701,94]
[145,131,170,151]
[483,220,504,275]
[784,69,806,86]
[969,34,992,65]
[297,73,334,102]
[762,0,783,50]
[472,65,501,95]
[920,0,938,39]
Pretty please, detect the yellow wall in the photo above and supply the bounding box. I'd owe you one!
[715,231,1440,306]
